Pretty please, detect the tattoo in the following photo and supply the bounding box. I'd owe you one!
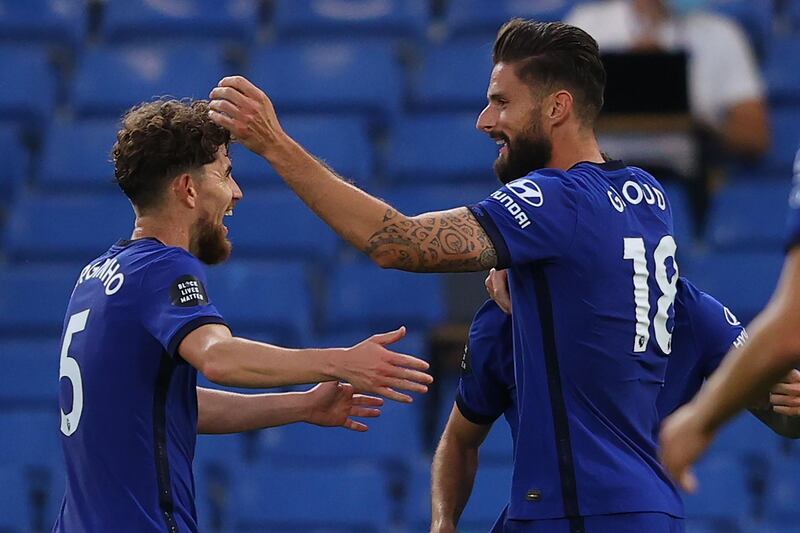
[363,207,497,272]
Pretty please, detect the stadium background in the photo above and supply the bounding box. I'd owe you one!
[0,0,799,531]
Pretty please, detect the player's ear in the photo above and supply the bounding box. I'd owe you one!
[173,173,198,209]
[547,90,573,126]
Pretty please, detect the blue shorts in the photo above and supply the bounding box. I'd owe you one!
[499,511,684,533]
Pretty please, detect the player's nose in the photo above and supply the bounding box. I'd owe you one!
[476,104,495,133]
[230,176,243,202]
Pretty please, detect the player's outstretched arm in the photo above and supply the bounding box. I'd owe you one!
[196,382,383,434]
[180,324,432,403]
[661,249,800,491]
[208,76,497,273]
[430,405,492,533]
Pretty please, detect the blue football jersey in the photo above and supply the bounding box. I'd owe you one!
[457,280,745,526]
[787,148,800,250]
[54,238,227,533]
[468,160,682,520]
[656,279,746,419]
[456,300,517,439]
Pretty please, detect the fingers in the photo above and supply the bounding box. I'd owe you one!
[369,326,406,346]
[207,109,238,132]
[389,365,434,387]
[389,352,431,372]
[343,418,369,432]
[771,393,800,408]
[773,405,800,416]
[786,369,800,383]
[218,75,263,100]
[208,98,241,120]
[376,387,413,403]
[349,406,381,418]
[679,469,698,493]
[383,376,429,395]
[209,85,250,109]
[772,381,800,395]
[352,394,384,407]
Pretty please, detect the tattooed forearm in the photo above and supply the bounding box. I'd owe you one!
[363,207,498,272]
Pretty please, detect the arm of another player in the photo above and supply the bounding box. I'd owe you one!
[180,324,432,403]
[196,381,382,434]
[430,405,492,533]
[660,249,800,491]
[208,76,497,273]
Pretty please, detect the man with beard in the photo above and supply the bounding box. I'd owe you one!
[209,18,685,533]
[53,99,433,533]
[431,282,800,533]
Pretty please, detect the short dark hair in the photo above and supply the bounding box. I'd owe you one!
[493,18,606,124]
[112,99,230,211]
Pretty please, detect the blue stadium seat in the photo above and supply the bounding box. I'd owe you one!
[764,456,800,524]
[707,0,773,58]
[706,180,791,250]
[72,45,227,118]
[38,119,120,191]
[408,43,493,112]
[3,192,134,262]
[683,453,750,524]
[386,114,498,183]
[663,182,696,248]
[324,259,446,333]
[313,329,427,360]
[229,115,373,187]
[764,36,800,104]
[272,0,428,41]
[0,339,60,406]
[102,0,258,44]
[224,190,341,263]
[445,0,577,41]
[0,411,61,468]
[480,419,514,461]
[681,250,783,324]
[0,125,27,205]
[0,0,86,48]
[257,398,424,463]
[204,261,313,346]
[408,457,512,530]
[247,43,401,124]
[460,462,513,529]
[763,107,800,175]
[0,464,30,533]
[707,412,781,459]
[0,46,56,127]
[232,461,391,531]
[0,265,82,337]
[374,184,492,216]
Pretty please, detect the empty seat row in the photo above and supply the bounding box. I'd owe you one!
[5,33,800,130]
[0,258,447,344]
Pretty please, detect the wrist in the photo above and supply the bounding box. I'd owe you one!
[258,129,294,162]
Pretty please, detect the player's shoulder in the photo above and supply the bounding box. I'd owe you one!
[470,299,510,338]
[126,240,205,281]
[676,277,739,331]
[467,300,512,365]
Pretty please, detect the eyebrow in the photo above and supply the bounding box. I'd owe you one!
[224,165,232,177]
[488,92,507,103]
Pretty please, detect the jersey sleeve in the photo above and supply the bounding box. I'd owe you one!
[139,249,228,358]
[455,301,514,425]
[682,281,747,378]
[467,171,579,269]
[787,148,800,251]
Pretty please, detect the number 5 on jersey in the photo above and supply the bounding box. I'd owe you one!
[624,236,678,354]
[60,309,89,436]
